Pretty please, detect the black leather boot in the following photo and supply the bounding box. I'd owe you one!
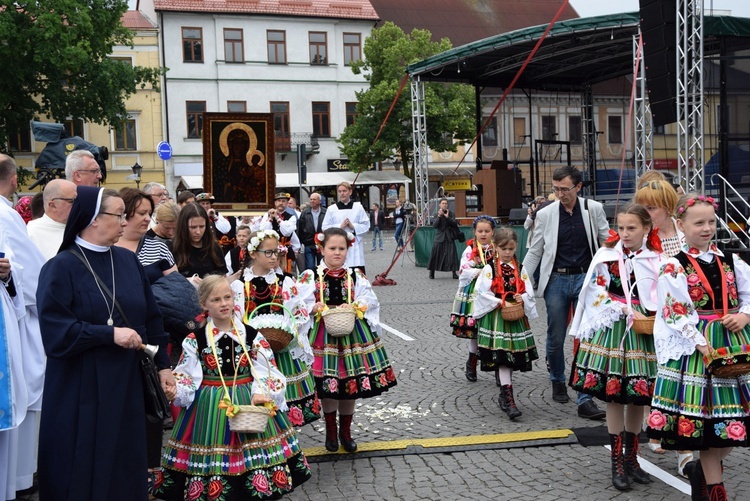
[623,431,652,484]
[684,460,708,501]
[338,413,358,453]
[429,270,435,279]
[465,353,478,382]
[499,385,522,420]
[609,433,631,491]
[323,411,338,452]
[706,483,727,501]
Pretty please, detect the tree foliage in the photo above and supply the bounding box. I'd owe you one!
[0,0,163,147]
[338,22,475,183]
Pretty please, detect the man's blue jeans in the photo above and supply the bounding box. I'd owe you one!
[371,227,383,250]
[394,222,404,247]
[304,245,320,271]
[543,272,592,405]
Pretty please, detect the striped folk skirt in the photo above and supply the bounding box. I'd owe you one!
[309,317,397,400]
[647,316,750,450]
[450,278,479,339]
[569,314,657,405]
[476,310,538,372]
[157,378,311,500]
[274,350,321,426]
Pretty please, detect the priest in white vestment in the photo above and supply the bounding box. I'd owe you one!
[27,179,77,260]
[321,182,370,272]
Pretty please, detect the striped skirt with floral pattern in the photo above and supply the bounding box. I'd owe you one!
[476,310,537,372]
[273,350,321,426]
[450,279,479,339]
[309,317,397,400]
[647,316,750,450]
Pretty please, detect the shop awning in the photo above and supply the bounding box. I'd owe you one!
[275,170,412,188]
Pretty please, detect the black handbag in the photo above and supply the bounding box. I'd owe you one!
[67,249,171,423]
[452,225,466,243]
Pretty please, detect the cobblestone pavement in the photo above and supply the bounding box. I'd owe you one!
[289,232,749,500]
[20,232,749,500]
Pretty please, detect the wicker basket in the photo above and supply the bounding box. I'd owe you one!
[322,305,356,337]
[704,345,750,378]
[246,303,297,352]
[260,328,293,352]
[632,317,655,335]
[226,349,273,434]
[227,404,271,434]
[499,293,524,322]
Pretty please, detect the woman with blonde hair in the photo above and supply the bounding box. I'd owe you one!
[633,176,693,475]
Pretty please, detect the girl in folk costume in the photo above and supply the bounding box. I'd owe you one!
[472,227,537,420]
[297,228,397,453]
[238,229,321,426]
[647,194,750,501]
[156,276,311,500]
[569,204,661,491]
[450,215,496,383]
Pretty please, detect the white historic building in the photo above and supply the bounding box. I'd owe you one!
[138,0,408,204]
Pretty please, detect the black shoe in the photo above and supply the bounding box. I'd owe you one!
[551,381,570,403]
[577,400,606,420]
[499,385,522,421]
[429,271,435,279]
[610,433,632,491]
[452,272,459,279]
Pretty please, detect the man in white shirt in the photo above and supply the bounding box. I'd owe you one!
[257,193,301,274]
[321,182,370,273]
[27,179,77,260]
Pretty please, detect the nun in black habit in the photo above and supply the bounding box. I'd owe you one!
[36,186,173,500]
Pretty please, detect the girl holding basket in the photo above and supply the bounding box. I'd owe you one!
[569,204,661,491]
[298,227,397,453]
[647,194,750,501]
[472,227,538,420]
[238,229,321,426]
[156,275,310,500]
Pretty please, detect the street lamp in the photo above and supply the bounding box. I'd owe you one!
[131,162,143,189]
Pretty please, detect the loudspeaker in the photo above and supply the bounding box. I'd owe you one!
[640,0,677,126]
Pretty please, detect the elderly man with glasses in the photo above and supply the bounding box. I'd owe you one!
[64,150,102,187]
[27,179,78,260]
[521,165,610,420]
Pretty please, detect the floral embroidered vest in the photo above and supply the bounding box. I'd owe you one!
[604,259,638,301]
[245,274,286,315]
[674,252,739,311]
[194,325,257,381]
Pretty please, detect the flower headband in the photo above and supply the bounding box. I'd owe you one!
[248,230,280,252]
[472,215,496,229]
[676,195,718,214]
[314,231,355,249]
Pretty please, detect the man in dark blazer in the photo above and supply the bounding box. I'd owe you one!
[296,192,326,271]
[370,203,385,251]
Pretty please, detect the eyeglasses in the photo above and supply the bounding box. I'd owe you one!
[99,211,126,221]
[552,185,577,193]
[259,250,280,258]
[51,197,76,203]
[78,168,102,175]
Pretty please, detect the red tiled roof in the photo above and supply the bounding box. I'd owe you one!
[153,0,380,21]
[369,0,579,48]
[122,10,158,30]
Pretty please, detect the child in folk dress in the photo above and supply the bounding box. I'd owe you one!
[238,229,321,426]
[472,227,537,420]
[647,194,750,501]
[569,204,661,491]
[156,275,310,500]
[297,227,397,453]
[450,215,496,383]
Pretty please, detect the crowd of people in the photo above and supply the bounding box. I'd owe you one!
[0,151,401,501]
[453,165,749,500]
[3,148,749,501]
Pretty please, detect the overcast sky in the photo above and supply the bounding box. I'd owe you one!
[570,0,750,19]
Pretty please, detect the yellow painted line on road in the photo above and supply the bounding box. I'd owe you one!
[304,428,574,456]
